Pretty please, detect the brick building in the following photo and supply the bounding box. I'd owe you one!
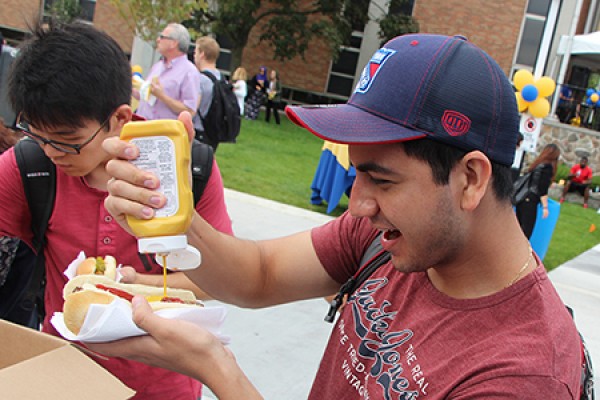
[1,0,600,106]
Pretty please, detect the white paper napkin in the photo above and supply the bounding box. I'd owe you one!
[51,298,230,344]
[64,251,124,282]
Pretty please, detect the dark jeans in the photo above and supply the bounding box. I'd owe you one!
[265,100,281,124]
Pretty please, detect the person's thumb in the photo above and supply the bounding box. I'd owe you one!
[131,295,158,331]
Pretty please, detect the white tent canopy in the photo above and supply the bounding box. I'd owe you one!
[557,31,600,55]
[550,31,600,117]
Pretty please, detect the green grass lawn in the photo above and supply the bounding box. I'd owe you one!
[216,111,600,271]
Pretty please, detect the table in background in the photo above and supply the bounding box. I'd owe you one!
[310,141,356,214]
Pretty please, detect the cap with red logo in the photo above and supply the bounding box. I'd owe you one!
[285,34,520,166]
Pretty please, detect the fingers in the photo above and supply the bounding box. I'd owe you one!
[131,296,157,328]
[103,136,167,221]
[118,266,137,283]
[102,136,139,160]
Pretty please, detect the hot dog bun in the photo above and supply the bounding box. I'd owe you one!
[62,275,201,334]
[75,255,117,280]
[63,290,115,335]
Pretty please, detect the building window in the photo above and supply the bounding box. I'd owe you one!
[511,0,552,76]
[215,34,233,74]
[43,0,96,22]
[326,31,363,97]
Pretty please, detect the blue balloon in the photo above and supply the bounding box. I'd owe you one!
[596,99,600,107]
[587,98,594,105]
[587,88,595,96]
[521,84,538,102]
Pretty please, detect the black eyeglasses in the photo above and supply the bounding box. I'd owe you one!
[14,113,112,155]
[158,34,175,40]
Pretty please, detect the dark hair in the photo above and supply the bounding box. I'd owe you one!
[402,139,513,201]
[8,20,131,130]
[528,143,560,178]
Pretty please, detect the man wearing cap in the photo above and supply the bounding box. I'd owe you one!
[93,34,582,399]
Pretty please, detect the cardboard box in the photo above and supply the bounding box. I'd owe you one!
[0,319,135,399]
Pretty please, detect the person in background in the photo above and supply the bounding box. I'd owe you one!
[245,66,267,120]
[92,34,581,399]
[2,20,232,399]
[561,155,593,208]
[134,23,200,121]
[515,144,560,238]
[557,84,574,123]
[510,133,525,182]
[0,117,21,151]
[0,121,40,329]
[265,69,282,125]
[232,67,248,117]
[192,36,222,152]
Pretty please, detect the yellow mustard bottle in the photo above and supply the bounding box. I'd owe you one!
[120,119,201,270]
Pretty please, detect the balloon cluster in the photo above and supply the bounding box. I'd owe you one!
[514,69,556,118]
[585,88,600,107]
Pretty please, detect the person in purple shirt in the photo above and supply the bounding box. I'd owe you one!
[135,23,200,120]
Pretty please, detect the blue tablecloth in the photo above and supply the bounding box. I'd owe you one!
[529,198,561,261]
[310,143,356,214]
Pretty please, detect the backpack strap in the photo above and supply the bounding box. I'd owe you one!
[200,70,218,83]
[14,138,56,321]
[325,232,390,322]
[191,139,214,205]
[198,71,218,126]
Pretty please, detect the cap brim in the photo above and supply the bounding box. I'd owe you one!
[285,103,427,145]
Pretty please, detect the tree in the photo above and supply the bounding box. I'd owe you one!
[184,0,372,70]
[377,0,419,45]
[46,0,83,23]
[108,0,207,46]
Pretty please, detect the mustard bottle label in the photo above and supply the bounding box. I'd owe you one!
[129,136,179,218]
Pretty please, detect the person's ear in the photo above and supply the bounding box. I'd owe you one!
[453,151,492,211]
[112,105,133,132]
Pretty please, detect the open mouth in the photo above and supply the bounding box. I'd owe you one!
[382,229,402,241]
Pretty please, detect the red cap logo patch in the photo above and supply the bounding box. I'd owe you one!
[441,110,471,136]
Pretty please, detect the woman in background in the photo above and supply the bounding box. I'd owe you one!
[515,144,560,238]
[245,66,268,120]
[231,67,247,117]
[265,69,281,125]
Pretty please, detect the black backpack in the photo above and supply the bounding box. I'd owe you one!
[199,71,241,144]
[326,234,594,400]
[0,137,214,329]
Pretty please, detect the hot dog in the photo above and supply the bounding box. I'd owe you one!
[62,275,201,334]
[76,255,117,280]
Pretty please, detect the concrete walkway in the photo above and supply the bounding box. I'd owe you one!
[202,189,598,399]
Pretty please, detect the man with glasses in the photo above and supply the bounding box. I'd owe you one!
[1,20,232,399]
[134,23,200,121]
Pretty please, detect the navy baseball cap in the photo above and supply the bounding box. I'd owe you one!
[286,34,520,166]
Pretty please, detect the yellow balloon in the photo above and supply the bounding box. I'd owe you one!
[516,93,528,112]
[513,69,534,91]
[591,93,599,103]
[131,64,143,74]
[535,77,556,97]
[529,98,550,118]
